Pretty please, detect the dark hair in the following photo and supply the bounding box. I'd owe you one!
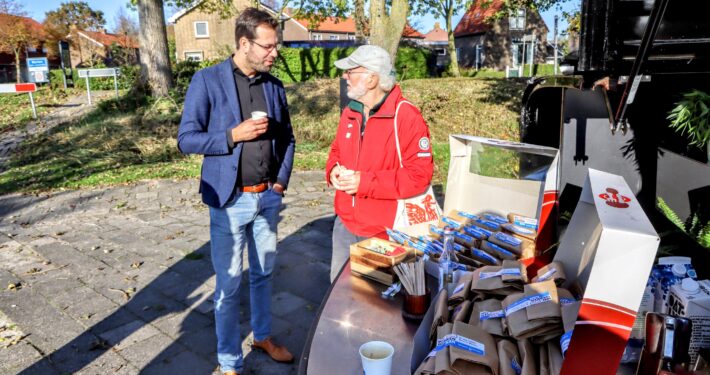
[235,7,278,49]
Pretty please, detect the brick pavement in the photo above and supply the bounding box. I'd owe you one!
[0,172,335,374]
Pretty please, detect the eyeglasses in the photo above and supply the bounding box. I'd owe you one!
[250,40,280,53]
[344,69,370,78]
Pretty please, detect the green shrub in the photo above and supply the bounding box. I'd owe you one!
[271,46,434,83]
[521,64,556,77]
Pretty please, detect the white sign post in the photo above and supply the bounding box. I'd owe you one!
[77,68,121,104]
[0,83,38,119]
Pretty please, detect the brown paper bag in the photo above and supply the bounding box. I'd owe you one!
[517,339,538,375]
[430,289,449,343]
[500,260,528,284]
[449,273,473,306]
[502,280,562,339]
[532,261,567,286]
[470,247,501,266]
[502,222,538,241]
[497,339,523,375]
[471,264,525,296]
[452,300,472,323]
[449,321,499,375]
[481,240,517,260]
[469,299,506,337]
[547,339,564,375]
[538,341,550,375]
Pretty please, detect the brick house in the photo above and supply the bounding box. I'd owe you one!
[454,0,548,70]
[421,22,450,68]
[169,1,424,62]
[65,29,139,68]
[0,15,60,83]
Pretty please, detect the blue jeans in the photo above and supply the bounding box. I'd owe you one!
[209,188,282,373]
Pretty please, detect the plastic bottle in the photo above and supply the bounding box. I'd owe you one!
[438,227,458,293]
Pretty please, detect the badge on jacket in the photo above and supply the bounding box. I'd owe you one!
[419,137,430,150]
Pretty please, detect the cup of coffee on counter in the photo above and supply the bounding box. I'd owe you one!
[251,111,267,120]
[359,341,394,375]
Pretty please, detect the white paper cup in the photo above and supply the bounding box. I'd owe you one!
[251,111,268,120]
[359,341,394,375]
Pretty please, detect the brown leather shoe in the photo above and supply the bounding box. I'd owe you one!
[252,337,294,363]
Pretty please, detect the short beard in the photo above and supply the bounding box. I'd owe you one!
[347,80,367,100]
[247,52,272,73]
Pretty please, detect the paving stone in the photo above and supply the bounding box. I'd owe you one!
[152,308,213,339]
[140,346,217,374]
[98,320,161,351]
[115,331,188,369]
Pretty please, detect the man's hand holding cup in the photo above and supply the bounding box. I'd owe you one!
[231,111,269,143]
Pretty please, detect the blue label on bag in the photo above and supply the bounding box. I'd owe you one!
[561,330,573,357]
[511,357,522,375]
[512,215,538,230]
[479,309,505,321]
[484,242,514,257]
[463,226,486,240]
[431,334,485,357]
[442,217,463,229]
[536,267,557,282]
[453,232,474,244]
[494,232,522,247]
[505,292,552,316]
[453,242,466,252]
[480,268,521,280]
[560,297,576,306]
[473,226,493,238]
[453,283,466,295]
[503,223,536,236]
[475,218,501,231]
[457,211,479,220]
[429,225,445,236]
[483,214,508,225]
[472,249,498,264]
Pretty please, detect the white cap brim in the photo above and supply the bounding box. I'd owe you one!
[334,57,359,70]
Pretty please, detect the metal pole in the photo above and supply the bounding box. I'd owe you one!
[113,69,119,99]
[554,15,559,75]
[28,92,37,119]
[85,75,91,105]
[529,33,535,77]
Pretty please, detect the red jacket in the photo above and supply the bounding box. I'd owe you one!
[326,85,434,237]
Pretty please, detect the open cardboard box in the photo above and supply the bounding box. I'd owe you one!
[397,135,559,275]
[410,168,660,374]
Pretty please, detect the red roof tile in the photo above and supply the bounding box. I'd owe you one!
[454,0,505,37]
[402,24,425,39]
[0,14,46,39]
[78,30,139,49]
[293,16,423,38]
[424,23,448,42]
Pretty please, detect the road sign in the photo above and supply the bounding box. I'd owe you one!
[27,57,49,83]
[78,68,121,104]
[78,68,120,78]
[0,83,38,119]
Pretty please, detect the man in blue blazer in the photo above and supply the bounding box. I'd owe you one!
[177,8,295,375]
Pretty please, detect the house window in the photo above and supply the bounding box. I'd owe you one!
[509,9,525,30]
[456,48,462,63]
[194,21,209,38]
[185,51,204,61]
[26,47,37,53]
[329,35,339,40]
[347,35,356,40]
[312,34,322,41]
[435,48,447,56]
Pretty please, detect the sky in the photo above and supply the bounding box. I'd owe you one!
[23,0,578,40]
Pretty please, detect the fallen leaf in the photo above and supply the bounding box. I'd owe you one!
[26,267,42,275]
[88,338,110,351]
[130,261,143,269]
[7,282,21,291]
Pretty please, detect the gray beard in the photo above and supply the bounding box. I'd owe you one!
[347,83,367,100]
[247,53,272,73]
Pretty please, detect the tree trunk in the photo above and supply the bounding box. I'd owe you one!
[353,0,366,44]
[137,0,173,97]
[446,8,460,77]
[368,0,408,60]
[14,48,21,83]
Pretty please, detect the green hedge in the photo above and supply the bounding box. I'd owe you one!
[521,64,556,77]
[271,46,434,83]
[50,65,141,91]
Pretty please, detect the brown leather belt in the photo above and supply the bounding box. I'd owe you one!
[238,182,269,193]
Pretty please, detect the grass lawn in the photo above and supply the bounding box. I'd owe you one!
[0,77,524,194]
[0,86,76,134]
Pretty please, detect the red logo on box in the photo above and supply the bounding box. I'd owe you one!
[598,188,631,208]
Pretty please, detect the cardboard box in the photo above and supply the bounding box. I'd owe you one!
[668,279,710,365]
[398,135,558,273]
[410,169,660,375]
[349,238,416,286]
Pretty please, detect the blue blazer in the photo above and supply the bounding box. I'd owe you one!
[177,58,296,208]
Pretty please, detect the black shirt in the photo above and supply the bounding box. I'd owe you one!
[229,59,275,186]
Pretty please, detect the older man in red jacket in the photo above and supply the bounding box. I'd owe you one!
[326,45,435,282]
